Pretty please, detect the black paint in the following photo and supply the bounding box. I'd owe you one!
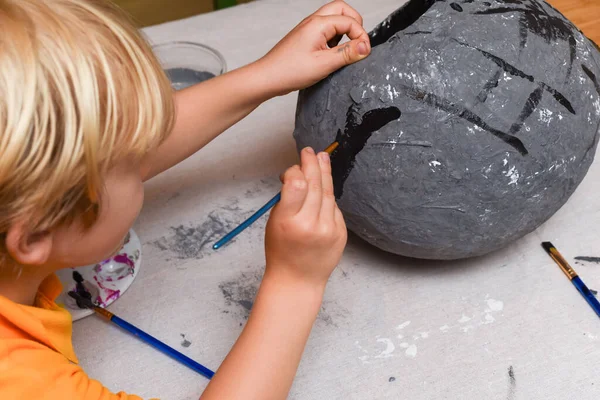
[574,256,600,263]
[474,0,577,49]
[591,289,598,296]
[369,0,437,47]
[450,3,464,12]
[582,65,600,96]
[388,377,396,382]
[456,40,576,114]
[567,36,577,78]
[72,271,92,309]
[405,30,433,36]
[397,84,528,155]
[477,69,502,102]
[332,106,401,198]
[509,84,544,134]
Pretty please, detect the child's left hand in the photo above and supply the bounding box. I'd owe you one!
[259,0,371,96]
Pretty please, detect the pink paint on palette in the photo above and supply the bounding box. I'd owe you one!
[93,253,137,282]
[94,275,121,307]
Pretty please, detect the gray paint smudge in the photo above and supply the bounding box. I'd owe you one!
[152,210,238,259]
[219,271,262,320]
[590,289,598,296]
[245,178,281,199]
[152,186,282,259]
[219,269,348,326]
[317,299,350,328]
[388,376,396,382]
[318,304,348,327]
[574,256,600,263]
[180,333,192,348]
[507,366,516,400]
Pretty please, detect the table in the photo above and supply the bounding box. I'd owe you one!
[72,1,600,398]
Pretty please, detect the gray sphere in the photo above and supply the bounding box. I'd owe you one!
[294,0,600,260]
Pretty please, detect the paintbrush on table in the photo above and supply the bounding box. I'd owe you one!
[212,141,340,250]
[68,291,215,379]
[541,242,600,319]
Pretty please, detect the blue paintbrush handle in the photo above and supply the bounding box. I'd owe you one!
[572,276,600,318]
[110,315,215,379]
[213,192,282,250]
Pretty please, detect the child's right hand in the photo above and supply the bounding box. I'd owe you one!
[265,147,347,289]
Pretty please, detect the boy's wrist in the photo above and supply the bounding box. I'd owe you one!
[261,266,326,307]
[248,57,291,99]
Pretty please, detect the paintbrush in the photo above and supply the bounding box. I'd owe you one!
[541,242,600,319]
[212,141,340,250]
[68,291,215,379]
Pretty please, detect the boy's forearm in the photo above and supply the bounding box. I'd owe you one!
[201,269,325,400]
[141,60,276,181]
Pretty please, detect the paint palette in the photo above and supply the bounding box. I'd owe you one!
[56,229,142,321]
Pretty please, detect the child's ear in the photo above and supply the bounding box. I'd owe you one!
[5,222,53,266]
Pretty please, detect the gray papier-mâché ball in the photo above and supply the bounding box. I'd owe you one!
[294,0,600,260]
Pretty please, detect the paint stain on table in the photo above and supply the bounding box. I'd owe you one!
[219,271,261,320]
[507,366,516,400]
[575,256,600,264]
[219,269,348,326]
[180,333,192,348]
[152,209,239,259]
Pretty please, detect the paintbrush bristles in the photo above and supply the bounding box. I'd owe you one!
[68,291,95,309]
[541,242,578,280]
[68,291,114,319]
[324,141,339,154]
[541,241,554,254]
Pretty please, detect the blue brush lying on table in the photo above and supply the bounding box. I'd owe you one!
[68,291,215,379]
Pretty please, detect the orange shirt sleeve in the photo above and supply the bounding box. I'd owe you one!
[0,339,145,400]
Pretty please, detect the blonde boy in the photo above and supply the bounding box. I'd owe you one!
[0,0,371,398]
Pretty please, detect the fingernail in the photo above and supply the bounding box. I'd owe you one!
[304,147,315,155]
[319,152,330,164]
[358,41,369,56]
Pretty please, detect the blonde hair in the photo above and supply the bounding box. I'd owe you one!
[0,0,174,240]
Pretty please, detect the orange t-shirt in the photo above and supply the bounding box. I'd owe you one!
[0,274,143,400]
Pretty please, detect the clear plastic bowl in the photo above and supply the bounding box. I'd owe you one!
[152,41,227,90]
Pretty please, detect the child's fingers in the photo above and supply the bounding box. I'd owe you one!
[317,152,336,222]
[313,1,364,26]
[313,0,364,48]
[299,147,323,219]
[318,15,369,43]
[325,38,371,71]
[312,16,370,71]
[279,165,308,217]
